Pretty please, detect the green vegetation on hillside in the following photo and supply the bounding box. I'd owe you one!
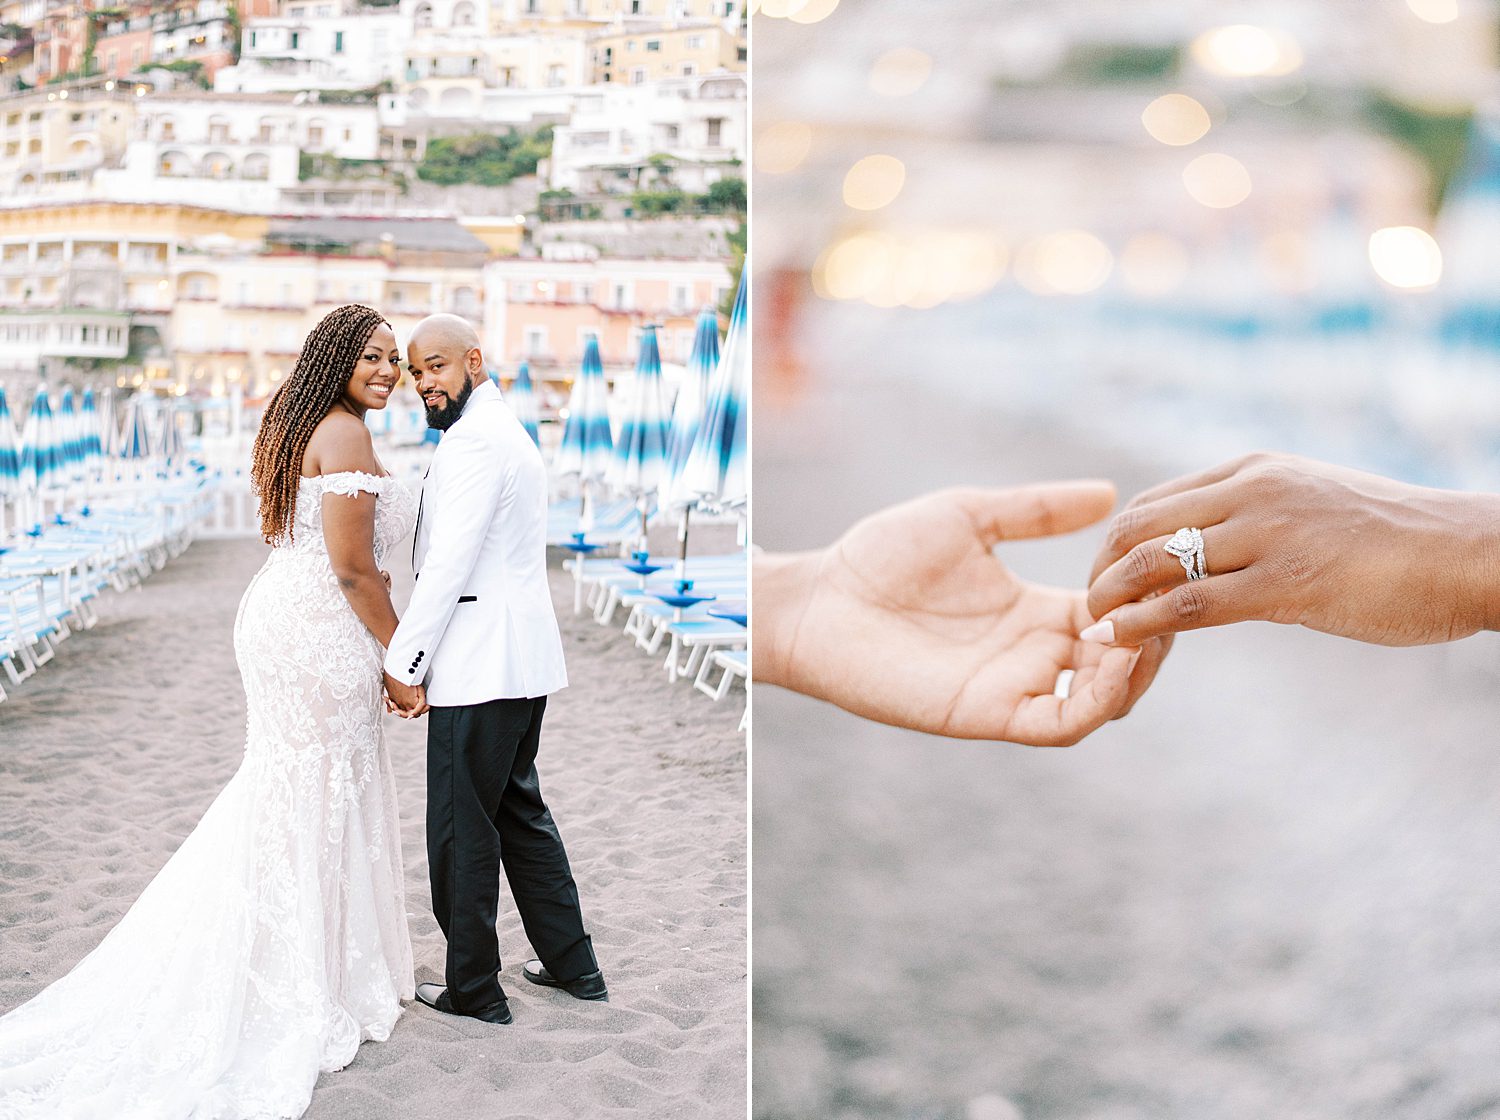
[416,126,555,186]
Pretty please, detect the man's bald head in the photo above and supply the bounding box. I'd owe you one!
[407,313,486,430]
[409,313,482,360]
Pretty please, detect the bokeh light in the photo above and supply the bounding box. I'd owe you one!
[1015,230,1113,295]
[755,121,813,175]
[1141,94,1212,146]
[757,0,840,21]
[1368,226,1443,290]
[812,231,897,301]
[869,48,933,97]
[812,229,1007,308]
[1191,24,1304,78]
[1407,0,1459,23]
[842,154,906,211]
[787,0,840,24]
[1182,153,1253,208]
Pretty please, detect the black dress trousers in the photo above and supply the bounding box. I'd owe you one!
[426,695,598,1011]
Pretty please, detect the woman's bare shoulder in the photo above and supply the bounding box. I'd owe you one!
[303,411,378,477]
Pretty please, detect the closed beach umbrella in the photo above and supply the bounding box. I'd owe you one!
[80,387,103,474]
[121,394,153,460]
[0,387,18,498]
[506,361,541,446]
[672,279,747,572]
[607,327,672,547]
[58,387,81,480]
[679,279,747,509]
[19,386,60,492]
[555,336,615,532]
[157,405,184,463]
[607,326,671,498]
[664,307,719,505]
[555,335,614,480]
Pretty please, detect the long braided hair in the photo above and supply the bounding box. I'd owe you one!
[250,303,389,544]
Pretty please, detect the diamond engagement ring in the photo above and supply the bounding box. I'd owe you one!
[1164,527,1207,580]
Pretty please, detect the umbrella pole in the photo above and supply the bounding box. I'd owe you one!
[637,496,650,556]
[676,505,692,581]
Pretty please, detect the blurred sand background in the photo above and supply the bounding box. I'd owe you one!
[753,1,1500,1114]
[0,527,745,1120]
[752,364,1500,1120]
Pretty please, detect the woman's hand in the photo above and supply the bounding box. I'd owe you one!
[753,483,1170,745]
[1085,452,1500,647]
[383,673,428,718]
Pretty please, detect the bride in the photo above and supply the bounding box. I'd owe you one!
[0,304,422,1119]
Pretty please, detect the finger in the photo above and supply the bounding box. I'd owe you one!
[950,480,1117,548]
[1088,479,1239,584]
[1081,570,1264,645]
[1087,524,1248,621]
[1005,644,1141,747]
[1121,455,1264,510]
[1112,634,1172,719]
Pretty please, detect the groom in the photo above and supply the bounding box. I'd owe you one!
[384,313,606,1025]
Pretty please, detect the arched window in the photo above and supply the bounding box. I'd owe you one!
[241,152,270,180]
[201,151,235,179]
[451,0,475,25]
[207,114,232,143]
[438,86,474,113]
[414,1,433,27]
[158,149,189,176]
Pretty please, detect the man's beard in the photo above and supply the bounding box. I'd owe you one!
[424,377,476,431]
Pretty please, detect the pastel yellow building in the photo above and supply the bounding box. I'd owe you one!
[591,21,742,84]
[0,82,142,197]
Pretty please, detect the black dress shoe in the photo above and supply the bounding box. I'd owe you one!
[414,981,513,1024]
[522,960,609,1002]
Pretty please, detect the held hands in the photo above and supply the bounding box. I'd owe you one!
[382,672,429,719]
[1085,452,1500,647]
[753,483,1170,745]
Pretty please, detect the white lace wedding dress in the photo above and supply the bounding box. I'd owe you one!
[0,471,418,1120]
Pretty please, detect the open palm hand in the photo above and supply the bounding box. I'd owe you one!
[755,484,1168,745]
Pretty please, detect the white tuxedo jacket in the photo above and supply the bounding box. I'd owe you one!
[384,379,568,706]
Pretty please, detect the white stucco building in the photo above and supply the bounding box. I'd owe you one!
[547,72,742,194]
[91,93,383,213]
[216,6,407,94]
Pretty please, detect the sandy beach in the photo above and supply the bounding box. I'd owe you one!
[0,525,745,1119]
[753,348,1500,1120]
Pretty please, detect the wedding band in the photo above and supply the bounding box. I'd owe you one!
[1164,527,1207,580]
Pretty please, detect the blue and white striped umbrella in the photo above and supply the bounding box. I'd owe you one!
[664,308,719,506]
[157,405,185,463]
[0,387,19,498]
[57,387,82,480]
[506,361,541,446]
[80,387,103,473]
[607,326,671,501]
[98,388,120,461]
[555,335,613,481]
[19,386,63,492]
[678,278,747,510]
[120,394,153,460]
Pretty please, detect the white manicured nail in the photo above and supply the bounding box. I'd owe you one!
[1080,620,1114,644]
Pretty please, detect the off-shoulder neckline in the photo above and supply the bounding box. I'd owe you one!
[298,469,393,485]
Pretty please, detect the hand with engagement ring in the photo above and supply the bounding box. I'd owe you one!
[1081,451,1500,648]
[752,482,1171,746]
